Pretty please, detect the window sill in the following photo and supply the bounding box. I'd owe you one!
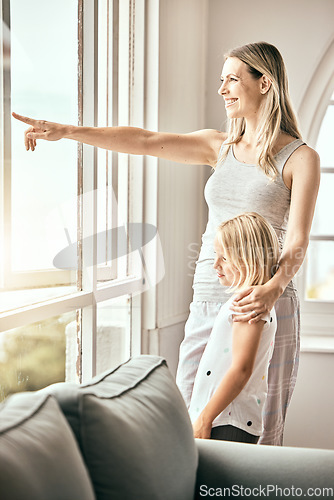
[0,286,77,315]
[0,276,143,333]
[300,335,334,354]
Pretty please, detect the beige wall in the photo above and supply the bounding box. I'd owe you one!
[205,0,334,133]
[151,0,209,361]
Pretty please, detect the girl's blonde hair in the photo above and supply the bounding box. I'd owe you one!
[219,42,303,179]
[216,212,280,290]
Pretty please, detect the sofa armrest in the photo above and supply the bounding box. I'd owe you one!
[195,439,334,499]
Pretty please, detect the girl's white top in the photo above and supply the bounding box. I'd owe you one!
[188,297,277,436]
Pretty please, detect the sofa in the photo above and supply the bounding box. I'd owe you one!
[0,355,333,499]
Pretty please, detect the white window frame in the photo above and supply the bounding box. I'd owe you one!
[0,0,149,382]
[296,39,334,339]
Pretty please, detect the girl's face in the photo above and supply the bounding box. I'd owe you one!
[217,57,264,120]
[213,237,241,287]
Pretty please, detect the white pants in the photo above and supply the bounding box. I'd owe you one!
[176,295,300,446]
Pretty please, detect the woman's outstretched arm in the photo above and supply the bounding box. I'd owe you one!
[12,112,225,168]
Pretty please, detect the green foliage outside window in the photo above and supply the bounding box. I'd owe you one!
[0,313,74,402]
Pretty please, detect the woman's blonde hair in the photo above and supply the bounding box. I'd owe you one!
[219,42,303,179]
[216,212,280,290]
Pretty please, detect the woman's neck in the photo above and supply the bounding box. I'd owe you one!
[241,117,262,146]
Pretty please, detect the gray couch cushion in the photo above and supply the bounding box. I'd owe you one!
[0,392,95,500]
[47,355,197,500]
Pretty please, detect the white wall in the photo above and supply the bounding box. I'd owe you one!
[284,352,334,450]
[151,0,334,449]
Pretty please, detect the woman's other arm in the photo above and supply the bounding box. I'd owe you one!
[12,112,225,168]
[267,145,320,295]
[231,145,320,323]
[192,319,264,439]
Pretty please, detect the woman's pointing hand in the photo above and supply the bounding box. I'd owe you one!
[12,112,67,151]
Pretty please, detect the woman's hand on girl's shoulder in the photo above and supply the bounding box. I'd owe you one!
[230,283,280,324]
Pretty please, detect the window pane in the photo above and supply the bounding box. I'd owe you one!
[306,240,334,300]
[0,311,76,402]
[96,295,131,374]
[311,173,334,236]
[10,0,78,272]
[316,104,334,167]
[96,0,120,281]
[97,0,110,270]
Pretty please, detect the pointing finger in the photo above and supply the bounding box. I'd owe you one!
[12,112,37,127]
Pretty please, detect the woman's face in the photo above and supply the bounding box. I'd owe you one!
[213,237,241,287]
[218,57,264,120]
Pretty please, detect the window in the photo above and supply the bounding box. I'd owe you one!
[6,0,78,291]
[306,91,334,301]
[297,86,334,338]
[0,0,150,395]
[293,39,334,340]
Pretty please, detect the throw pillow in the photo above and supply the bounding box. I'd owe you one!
[0,392,95,500]
[48,355,198,500]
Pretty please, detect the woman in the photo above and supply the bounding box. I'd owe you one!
[13,41,320,445]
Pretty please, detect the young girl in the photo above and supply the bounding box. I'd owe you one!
[189,212,279,444]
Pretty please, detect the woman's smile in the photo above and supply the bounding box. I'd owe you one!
[224,98,238,108]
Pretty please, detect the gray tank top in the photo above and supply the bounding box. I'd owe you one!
[193,138,305,302]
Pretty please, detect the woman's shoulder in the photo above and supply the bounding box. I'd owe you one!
[291,143,320,162]
[286,141,320,172]
[275,134,318,159]
[275,134,320,175]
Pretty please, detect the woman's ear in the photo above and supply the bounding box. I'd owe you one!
[260,75,272,95]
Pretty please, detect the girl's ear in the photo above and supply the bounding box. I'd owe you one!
[260,75,272,95]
